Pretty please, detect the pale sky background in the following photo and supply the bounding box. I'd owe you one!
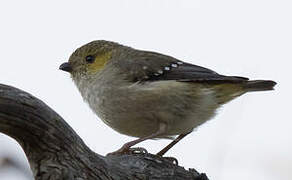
[0,0,291,179]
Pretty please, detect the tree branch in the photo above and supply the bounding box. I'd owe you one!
[0,84,208,180]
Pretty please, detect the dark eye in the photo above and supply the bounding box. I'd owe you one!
[85,55,95,63]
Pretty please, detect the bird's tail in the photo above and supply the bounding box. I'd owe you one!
[243,80,277,92]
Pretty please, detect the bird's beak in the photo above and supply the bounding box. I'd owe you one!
[59,62,72,73]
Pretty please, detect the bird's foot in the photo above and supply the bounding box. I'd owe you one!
[128,147,148,154]
[107,147,148,156]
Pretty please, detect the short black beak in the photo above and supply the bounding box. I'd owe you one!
[59,62,72,73]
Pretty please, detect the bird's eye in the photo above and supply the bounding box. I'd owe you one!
[85,55,95,63]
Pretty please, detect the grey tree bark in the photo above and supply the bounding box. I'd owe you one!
[0,84,209,180]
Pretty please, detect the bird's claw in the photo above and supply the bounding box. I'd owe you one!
[129,147,148,154]
[107,147,148,156]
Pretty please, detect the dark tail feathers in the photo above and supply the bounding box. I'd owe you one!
[244,80,277,92]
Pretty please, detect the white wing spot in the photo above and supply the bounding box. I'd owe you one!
[171,64,178,68]
[164,67,170,71]
[177,62,183,65]
[158,70,163,74]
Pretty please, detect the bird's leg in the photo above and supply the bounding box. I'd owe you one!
[156,132,191,156]
[107,123,167,156]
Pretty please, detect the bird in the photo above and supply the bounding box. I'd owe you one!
[59,40,276,156]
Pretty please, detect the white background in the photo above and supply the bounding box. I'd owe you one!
[0,0,291,179]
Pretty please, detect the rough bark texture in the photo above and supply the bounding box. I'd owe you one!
[0,84,209,180]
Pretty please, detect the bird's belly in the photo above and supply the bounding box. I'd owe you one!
[88,81,220,138]
[98,103,217,138]
[102,112,160,137]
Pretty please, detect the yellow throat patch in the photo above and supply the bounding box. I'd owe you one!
[88,51,112,74]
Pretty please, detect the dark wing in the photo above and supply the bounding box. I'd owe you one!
[150,62,249,83]
[116,49,248,83]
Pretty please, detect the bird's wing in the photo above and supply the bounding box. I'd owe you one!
[117,50,248,83]
[150,62,249,83]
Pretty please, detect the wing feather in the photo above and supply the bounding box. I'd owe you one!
[116,49,248,83]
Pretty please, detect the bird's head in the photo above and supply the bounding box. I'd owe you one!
[59,40,120,79]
